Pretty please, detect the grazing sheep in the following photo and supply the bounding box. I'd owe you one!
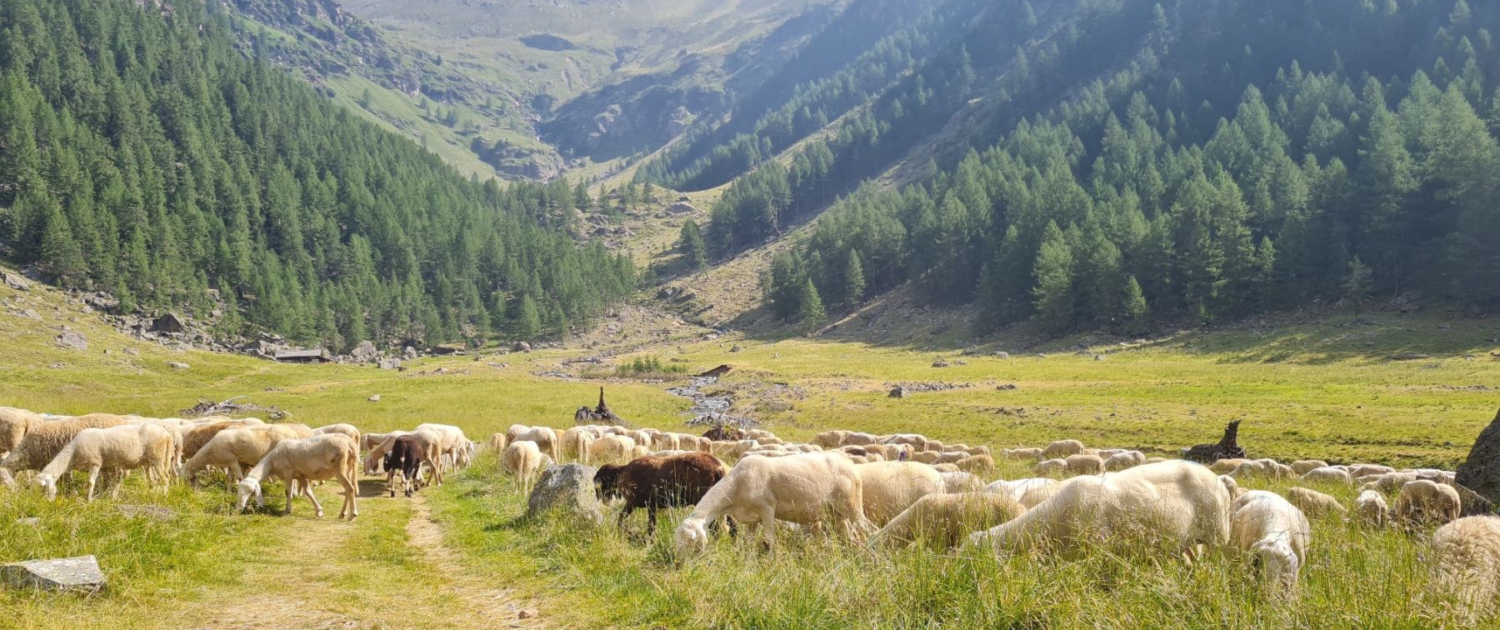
[954,455,995,475]
[1285,487,1346,519]
[384,433,441,498]
[36,423,174,501]
[1361,471,1418,495]
[1395,480,1462,528]
[1042,440,1085,460]
[1230,460,1293,481]
[1218,475,1248,500]
[488,432,508,453]
[932,463,960,473]
[1290,460,1328,476]
[841,432,880,446]
[869,493,1028,551]
[414,423,471,472]
[503,440,547,494]
[985,478,1060,508]
[1430,516,1500,621]
[650,433,680,452]
[1035,459,1068,477]
[1001,448,1043,461]
[1064,454,1106,476]
[967,461,1232,558]
[933,452,967,465]
[183,419,262,460]
[1104,451,1146,471]
[312,423,361,445]
[1230,491,1311,597]
[362,431,410,475]
[1348,464,1395,478]
[1356,490,1389,528]
[593,452,727,535]
[1209,458,1253,475]
[939,471,986,493]
[0,407,43,459]
[0,414,130,489]
[911,451,941,465]
[236,434,359,520]
[675,452,873,554]
[880,433,930,451]
[180,424,313,485]
[1299,467,1354,485]
[560,427,595,464]
[745,429,777,442]
[811,430,850,449]
[858,462,946,526]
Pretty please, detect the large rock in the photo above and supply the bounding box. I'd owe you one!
[525,463,602,524]
[2,556,105,593]
[350,340,379,363]
[55,331,88,351]
[1454,408,1500,514]
[2,271,30,291]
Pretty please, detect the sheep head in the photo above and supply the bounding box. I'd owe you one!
[674,517,710,555]
[35,473,59,501]
[1251,538,1300,596]
[235,477,262,512]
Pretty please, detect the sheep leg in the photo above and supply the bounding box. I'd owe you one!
[86,467,101,502]
[301,480,324,518]
[617,505,634,532]
[757,507,777,549]
[646,505,659,537]
[338,474,358,520]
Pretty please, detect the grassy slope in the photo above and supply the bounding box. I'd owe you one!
[2,265,1498,627]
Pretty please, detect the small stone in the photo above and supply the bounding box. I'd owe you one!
[15,518,40,527]
[888,386,908,399]
[167,361,190,370]
[118,505,175,521]
[123,347,139,356]
[729,345,742,353]
[368,395,381,403]
[1,555,106,593]
[997,384,1018,391]
[513,341,532,353]
[22,309,40,320]
[518,609,538,620]
[993,351,1010,359]
[931,359,951,368]
[47,363,64,369]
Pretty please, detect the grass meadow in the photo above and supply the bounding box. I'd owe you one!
[2,272,1499,627]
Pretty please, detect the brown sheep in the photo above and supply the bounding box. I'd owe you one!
[594,452,728,535]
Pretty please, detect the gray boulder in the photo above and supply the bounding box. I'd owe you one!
[402,346,418,360]
[56,331,88,352]
[350,340,379,363]
[525,463,603,524]
[2,272,30,291]
[1454,408,1500,515]
[2,556,105,593]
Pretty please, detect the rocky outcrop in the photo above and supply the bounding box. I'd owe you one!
[525,464,603,524]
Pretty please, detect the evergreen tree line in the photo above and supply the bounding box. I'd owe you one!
[0,0,634,351]
[761,0,1500,332]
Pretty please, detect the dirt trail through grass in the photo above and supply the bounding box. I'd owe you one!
[184,481,542,630]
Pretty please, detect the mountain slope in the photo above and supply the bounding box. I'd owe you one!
[0,0,634,352]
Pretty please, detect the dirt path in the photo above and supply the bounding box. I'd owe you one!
[183,481,542,630]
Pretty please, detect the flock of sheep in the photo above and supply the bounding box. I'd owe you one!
[0,407,477,520]
[7,405,1500,616]
[492,423,1500,612]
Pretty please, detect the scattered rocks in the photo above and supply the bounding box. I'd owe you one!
[1,555,106,593]
[892,382,971,394]
[368,395,381,403]
[1388,352,1432,361]
[931,359,951,368]
[55,331,88,351]
[996,384,1018,391]
[525,464,603,524]
[117,505,175,522]
[350,340,380,363]
[167,361,190,370]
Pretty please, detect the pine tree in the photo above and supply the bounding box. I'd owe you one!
[512,295,541,340]
[843,249,866,307]
[678,219,708,270]
[1122,276,1149,335]
[1032,222,1075,335]
[1343,256,1373,319]
[797,278,826,327]
[37,195,87,286]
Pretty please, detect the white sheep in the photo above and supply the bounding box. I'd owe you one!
[1290,460,1328,476]
[1,413,129,489]
[1361,471,1418,494]
[869,492,1027,551]
[1041,439,1085,460]
[1355,490,1389,528]
[811,430,850,449]
[1285,487,1346,519]
[985,478,1060,508]
[503,440,547,494]
[488,432,509,453]
[1219,475,1247,500]
[1001,447,1043,461]
[1103,451,1145,471]
[1064,454,1105,476]
[1209,458,1253,475]
[1347,464,1395,478]
[966,461,1231,558]
[1230,490,1311,597]
[0,407,44,459]
[1395,479,1461,528]
[675,452,873,554]
[180,424,313,485]
[1034,459,1068,477]
[560,426,595,464]
[1299,467,1353,485]
[414,423,471,472]
[939,471,986,493]
[855,462,946,526]
[1431,516,1500,622]
[236,434,359,520]
[954,455,995,475]
[362,430,410,475]
[841,432,880,446]
[36,423,174,501]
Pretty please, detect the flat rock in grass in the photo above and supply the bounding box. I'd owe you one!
[56,331,88,351]
[525,463,602,524]
[2,556,105,593]
[118,505,176,521]
[15,517,40,527]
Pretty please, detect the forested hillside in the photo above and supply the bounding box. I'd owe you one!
[0,0,634,351]
[713,0,1500,333]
